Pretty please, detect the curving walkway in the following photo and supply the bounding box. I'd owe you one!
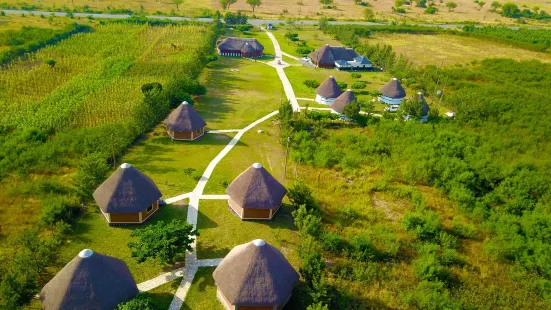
[136,28,301,310]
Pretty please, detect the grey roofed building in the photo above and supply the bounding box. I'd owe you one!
[226,163,287,210]
[379,78,407,99]
[331,89,357,114]
[93,163,161,213]
[316,76,343,98]
[213,239,299,308]
[353,55,372,65]
[165,101,207,132]
[217,37,264,57]
[40,249,138,310]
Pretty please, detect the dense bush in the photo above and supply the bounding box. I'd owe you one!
[296,46,312,55]
[40,197,79,227]
[337,81,348,90]
[351,81,367,89]
[235,24,253,32]
[304,79,320,88]
[118,293,159,310]
[350,73,362,78]
[288,181,318,210]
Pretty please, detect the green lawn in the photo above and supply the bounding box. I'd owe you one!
[196,57,283,130]
[121,124,233,197]
[225,27,275,57]
[271,25,345,58]
[55,204,188,283]
[196,200,300,267]
[181,267,223,310]
[147,279,182,309]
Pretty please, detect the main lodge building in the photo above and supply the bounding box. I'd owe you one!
[217,37,264,58]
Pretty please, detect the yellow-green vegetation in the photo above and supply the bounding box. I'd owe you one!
[271,25,343,57]
[121,125,233,197]
[56,204,188,282]
[181,267,223,310]
[0,14,94,31]
[196,200,300,266]
[367,33,551,66]
[197,58,282,129]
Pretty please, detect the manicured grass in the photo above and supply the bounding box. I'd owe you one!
[181,267,223,310]
[196,200,301,267]
[148,279,181,309]
[227,28,275,57]
[56,204,188,283]
[367,33,551,66]
[271,25,345,58]
[196,57,283,130]
[121,124,233,198]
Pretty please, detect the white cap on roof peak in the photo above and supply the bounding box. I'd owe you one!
[252,163,263,169]
[253,239,266,247]
[329,76,334,79]
[182,101,189,105]
[120,163,131,169]
[347,89,352,92]
[79,249,94,258]
[392,77,398,80]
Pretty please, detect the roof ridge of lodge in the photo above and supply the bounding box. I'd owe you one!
[93,163,162,213]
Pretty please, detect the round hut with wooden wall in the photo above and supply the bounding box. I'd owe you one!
[165,101,207,141]
[93,163,162,225]
[315,76,343,105]
[226,163,287,220]
[213,239,299,310]
[40,249,138,310]
[330,89,357,114]
[378,78,407,105]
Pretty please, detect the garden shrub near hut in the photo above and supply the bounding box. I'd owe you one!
[296,46,312,55]
[117,293,159,310]
[40,197,80,227]
[304,79,320,89]
[337,81,348,90]
[351,81,367,89]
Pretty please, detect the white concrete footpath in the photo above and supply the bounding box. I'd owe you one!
[167,110,279,310]
[263,30,301,112]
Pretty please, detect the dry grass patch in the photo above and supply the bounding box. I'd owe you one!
[368,33,551,66]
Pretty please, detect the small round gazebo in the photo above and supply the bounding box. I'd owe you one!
[40,249,138,310]
[165,101,207,141]
[93,163,162,224]
[213,239,299,310]
[379,78,406,105]
[315,76,342,105]
[226,163,287,220]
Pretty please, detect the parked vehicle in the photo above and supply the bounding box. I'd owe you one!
[384,105,400,112]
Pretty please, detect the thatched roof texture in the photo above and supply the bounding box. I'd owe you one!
[316,76,343,98]
[331,89,357,114]
[379,78,406,99]
[40,249,138,310]
[165,101,207,132]
[226,163,287,209]
[213,239,299,306]
[309,44,359,66]
[217,37,264,52]
[93,163,162,213]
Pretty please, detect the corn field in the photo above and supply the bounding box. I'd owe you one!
[0,23,209,130]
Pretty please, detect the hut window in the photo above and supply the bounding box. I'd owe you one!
[147,205,153,213]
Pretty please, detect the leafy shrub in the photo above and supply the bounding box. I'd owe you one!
[403,280,458,309]
[413,253,450,282]
[117,293,159,310]
[338,205,360,221]
[40,198,79,226]
[293,205,323,237]
[44,59,56,68]
[296,46,312,55]
[321,231,345,253]
[403,210,442,242]
[350,234,376,261]
[424,6,438,14]
[288,181,318,210]
[74,153,110,199]
[337,81,348,90]
[304,79,321,89]
[351,81,367,89]
[353,261,381,284]
[395,7,407,13]
[235,24,253,32]
[452,219,477,239]
[351,73,362,78]
[141,82,163,94]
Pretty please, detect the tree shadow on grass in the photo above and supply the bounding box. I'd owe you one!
[196,242,231,260]
[196,208,218,230]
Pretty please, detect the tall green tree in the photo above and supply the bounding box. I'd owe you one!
[172,0,184,10]
[446,2,457,11]
[319,0,334,8]
[220,0,237,10]
[246,0,262,11]
[128,220,199,264]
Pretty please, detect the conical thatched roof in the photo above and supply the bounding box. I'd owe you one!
[331,89,356,114]
[165,101,207,132]
[217,37,264,52]
[213,239,299,306]
[226,163,287,209]
[316,76,342,98]
[308,44,359,66]
[241,42,255,54]
[40,249,138,310]
[418,92,430,117]
[379,78,406,99]
[93,163,162,213]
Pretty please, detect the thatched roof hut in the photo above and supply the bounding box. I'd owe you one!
[315,76,342,104]
[93,163,162,224]
[165,101,207,141]
[226,163,287,220]
[379,78,407,99]
[40,249,138,310]
[309,44,359,68]
[331,89,357,114]
[213,239,299,309]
